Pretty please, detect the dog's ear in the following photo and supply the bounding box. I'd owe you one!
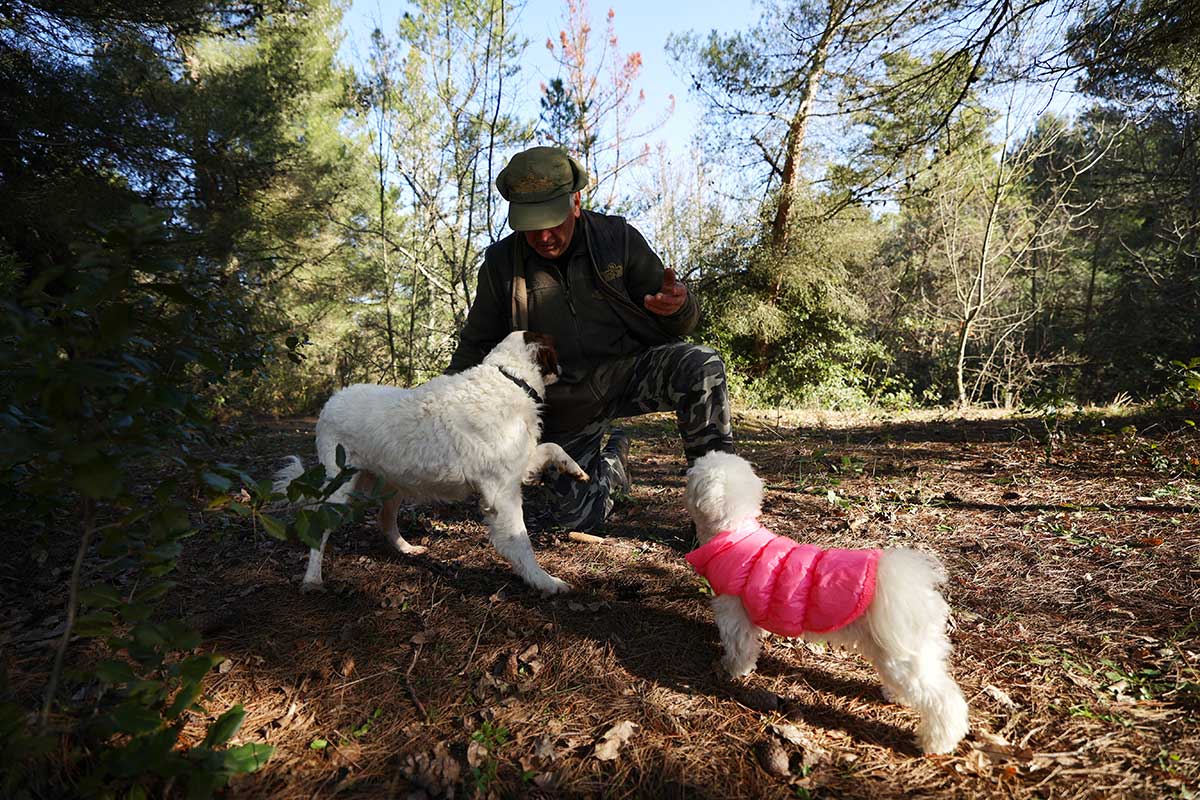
[522,332,559,379]
[685,464,726,534]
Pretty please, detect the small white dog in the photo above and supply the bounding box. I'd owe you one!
[274,331,586,596]
[685,452,970,755]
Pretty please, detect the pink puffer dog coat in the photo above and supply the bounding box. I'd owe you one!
[686,519,880,636]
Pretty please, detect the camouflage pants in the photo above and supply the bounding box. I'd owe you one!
[542,342,735,531]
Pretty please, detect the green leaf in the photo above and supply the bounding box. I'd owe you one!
[309,737,328,750]
[75,610,116,637]
[165,680,204,719]
[80,583,124,609]
[294,512,324,549]
[294,510,311,541]
[94,659,137,685]
[110,700,163,736]
[131,622,169,650]
[178,653,224,683]
[222,742,274,774]
[258,513,287,540]
[135,580,175,602]
[149,541,184,561]
[202,704,245,748]
[122,602,154,623]
[73,460,123,498]
[202,472,232,493]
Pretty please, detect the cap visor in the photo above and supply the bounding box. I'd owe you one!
[508,193,573,232]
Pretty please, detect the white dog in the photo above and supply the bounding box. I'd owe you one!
[274,331,586,596]
[685,452,970,755]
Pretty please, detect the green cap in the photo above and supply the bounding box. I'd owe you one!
[495,146,589,231]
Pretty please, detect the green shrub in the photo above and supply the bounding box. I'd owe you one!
[0,208,346,797]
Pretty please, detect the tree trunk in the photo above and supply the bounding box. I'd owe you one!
[957,146,1005,406]
[769,0,844,250]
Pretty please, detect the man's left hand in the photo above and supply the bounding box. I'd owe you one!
[644,267,687,316]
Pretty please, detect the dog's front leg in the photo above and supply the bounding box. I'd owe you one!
[523,442,589,484]
[712,595,763,678]
[484,491,571,595]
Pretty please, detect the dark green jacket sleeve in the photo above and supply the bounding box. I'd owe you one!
[624,224,701,337]
[447,257,509,373]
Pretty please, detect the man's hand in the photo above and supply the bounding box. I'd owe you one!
[643,267,688,316]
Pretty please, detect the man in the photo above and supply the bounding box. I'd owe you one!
[448,146,734,531]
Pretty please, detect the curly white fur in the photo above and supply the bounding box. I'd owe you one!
[686,451,970,755]
[274,331,587,596]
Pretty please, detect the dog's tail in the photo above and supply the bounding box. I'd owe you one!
[864,548,951,661]
[272,455,307,504]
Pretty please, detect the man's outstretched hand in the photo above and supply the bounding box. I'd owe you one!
[643,267,687,316]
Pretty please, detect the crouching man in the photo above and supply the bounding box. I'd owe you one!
[448,146,735,531]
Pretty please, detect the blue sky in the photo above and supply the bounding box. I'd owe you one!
[340,0,757,154]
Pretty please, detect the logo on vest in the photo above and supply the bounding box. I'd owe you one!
[601,262,624,282]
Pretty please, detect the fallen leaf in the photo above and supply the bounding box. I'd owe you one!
[755,738,790,777]
[534,734,558,762]
[593,720,637,761]
[769,723,830,768]
[984,684,1018,709]
[403,743,462,796]
[466,739,489,769]
[410,630,435,645]
[956,747,990,775]
[1029,752,1083,771]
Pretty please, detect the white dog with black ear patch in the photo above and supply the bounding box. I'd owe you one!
[274,331,586,596]
[685,451,970,755]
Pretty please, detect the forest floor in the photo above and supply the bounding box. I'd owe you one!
[9,408,1200,798]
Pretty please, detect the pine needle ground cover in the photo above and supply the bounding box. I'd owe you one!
[6,410,1198,798]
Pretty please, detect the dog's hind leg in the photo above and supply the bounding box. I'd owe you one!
[524,442,589,484]
[302,531,331,593]
[378,484,427,556]
[483,490,570,595]
[856,635,969,755]
[299,463,365,593]
[712,595,763,678]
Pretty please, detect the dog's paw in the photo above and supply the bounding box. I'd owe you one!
[300,580,325,594]
[537,575,572,596]
[572,469,590,482]
[721,656,756,679]
[919,727,966,755]
[388,538,427,556]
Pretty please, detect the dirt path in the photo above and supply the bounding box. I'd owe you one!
[11,410,1200,798]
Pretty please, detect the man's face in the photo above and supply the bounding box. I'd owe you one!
[523,193,581,259]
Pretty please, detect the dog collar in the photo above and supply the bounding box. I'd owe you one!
[497,366,544,405]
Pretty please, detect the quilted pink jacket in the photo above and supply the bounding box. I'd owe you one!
[686,519,880,636]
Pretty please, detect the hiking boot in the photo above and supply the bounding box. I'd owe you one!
[603,429,632,496]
